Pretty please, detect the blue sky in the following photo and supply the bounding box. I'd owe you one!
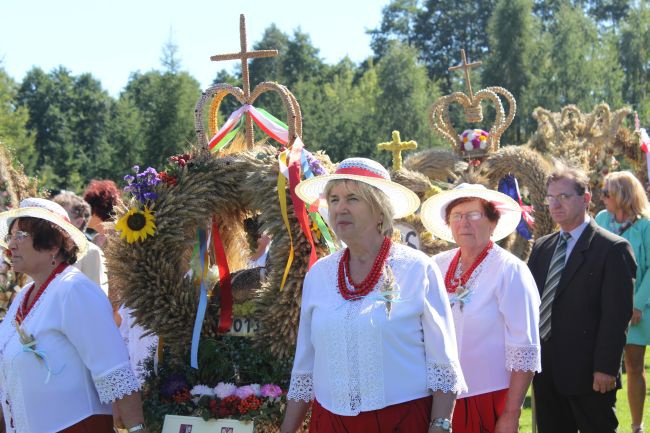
[0,0,391,97]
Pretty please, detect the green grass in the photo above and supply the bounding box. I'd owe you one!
[519,350,649,432]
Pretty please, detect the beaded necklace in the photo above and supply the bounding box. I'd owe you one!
[337,237,392,301]
[444,241,493,294]
[15,262,68,326]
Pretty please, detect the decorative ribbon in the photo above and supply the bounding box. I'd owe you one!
[16,340,63,384]
[449,288,474,311]
[211,217,233,333]
[635,112,650,182]
[277,151,296,290]
[498,174,534,240]
[190,228,209,369]
[335,167,386,179]
[208,104,289,152]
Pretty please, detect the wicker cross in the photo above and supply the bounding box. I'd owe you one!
[377,131,417,171]
[210,14,278,99]
[449,49,482,102]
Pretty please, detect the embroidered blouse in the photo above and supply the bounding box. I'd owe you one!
[0,267,140,433]
[287,243,466,416]
[433,244,541,398]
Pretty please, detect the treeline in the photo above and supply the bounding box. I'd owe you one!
[1,0,650,191]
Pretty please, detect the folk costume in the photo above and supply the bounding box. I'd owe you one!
[0,199,140,433]
[422,184,541,433]
[288,158,466,433]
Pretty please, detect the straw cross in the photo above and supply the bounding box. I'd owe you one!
[210,14,278,99]
[448,49,482,102]
[377,131,417,171]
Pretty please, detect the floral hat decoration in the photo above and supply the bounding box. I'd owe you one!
[0,198,89,258]
[420,183,523,243]
[295,157,420,219]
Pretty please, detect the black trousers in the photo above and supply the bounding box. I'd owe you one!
[533,341,618,433]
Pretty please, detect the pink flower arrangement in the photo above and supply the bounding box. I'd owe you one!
[460,129,489,152]
[260,384,283,398]
[214,382,237,399]
[235,385,257,399]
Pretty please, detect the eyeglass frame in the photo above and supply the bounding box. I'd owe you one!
[543,192,584,205]
[448,211,485,223]
[4,230,31,245]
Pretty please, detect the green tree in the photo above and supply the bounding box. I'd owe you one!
[374,42,443,165]
[619,3,650,120]
[483,0,534,143]
[16,67,114,190]
[368,0,419,59]
[123,43,201,169]
[0,67,36,172]
[413,0,496,91]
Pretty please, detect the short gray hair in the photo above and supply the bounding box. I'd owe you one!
[546,160,590,195]
[324,179,394,237]
[52,191,91,231]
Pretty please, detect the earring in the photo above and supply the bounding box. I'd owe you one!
[51,255,56,266]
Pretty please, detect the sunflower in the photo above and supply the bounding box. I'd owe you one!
[116,206,156,243]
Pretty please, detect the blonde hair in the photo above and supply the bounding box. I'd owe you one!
[323,179,394,237]
[604,171,650,219]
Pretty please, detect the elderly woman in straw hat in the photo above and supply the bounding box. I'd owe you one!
[280,158,466,433]
[420,184,541,433]
[0,198,146,433]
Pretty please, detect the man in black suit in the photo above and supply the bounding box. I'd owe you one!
[528,164,635,433]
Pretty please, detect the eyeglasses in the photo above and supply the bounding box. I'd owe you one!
[544,193,579,205]
[601,189,610,198]
[449,211,484,223]
[4,231,31,244]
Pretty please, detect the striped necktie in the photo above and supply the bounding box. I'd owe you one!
[539,232,571,341]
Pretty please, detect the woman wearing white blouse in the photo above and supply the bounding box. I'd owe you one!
[421,184,541,433]
[281,158,466,433]
[0,198,146,433]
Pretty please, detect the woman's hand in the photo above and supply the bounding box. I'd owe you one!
[631,308,642,326]
[495,408,521,433]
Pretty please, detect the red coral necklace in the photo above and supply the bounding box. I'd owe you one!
[338,237,392,301]
[15,262,68,325]
[444,242,493,294]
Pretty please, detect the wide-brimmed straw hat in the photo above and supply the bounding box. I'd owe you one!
[420,183,522,243]
[0,198,88,259]
[295,157,420,219]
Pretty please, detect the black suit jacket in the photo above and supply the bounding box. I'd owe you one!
[527,219,636,395]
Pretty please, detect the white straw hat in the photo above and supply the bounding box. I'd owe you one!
[420,183,523,243]
[0,198,88,259]
[295,157,420,219]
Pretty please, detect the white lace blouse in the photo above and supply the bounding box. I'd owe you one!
[433,244,541,399]
[287,243,466,416]
[0,267,140,433]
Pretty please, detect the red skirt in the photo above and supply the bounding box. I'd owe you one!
[452,388,508,433]
[309,396,432,433]
[58,415,113,433]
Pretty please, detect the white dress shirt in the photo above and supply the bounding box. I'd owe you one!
[287,243,466,416]
[433,244,541,398]
[0,267,140,433]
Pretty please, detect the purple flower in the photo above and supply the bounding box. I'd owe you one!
[159,373,189,400]
[123,165,161,204]
[214,382,237,399]
[260,384,283,398]
[235,385,256,399]
[305,151,327,176]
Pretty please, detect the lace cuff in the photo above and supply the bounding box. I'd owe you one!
[287,372,313,402]
[506,344,541,372]
[93,364,141,403]
[427,360,467,394]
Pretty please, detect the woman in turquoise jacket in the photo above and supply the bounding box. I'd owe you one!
[595,171,650,433]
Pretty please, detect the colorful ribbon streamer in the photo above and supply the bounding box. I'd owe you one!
[208,104,289,152]
[190,228,209,369]
[635,112,650,182]
[211,217,233,333]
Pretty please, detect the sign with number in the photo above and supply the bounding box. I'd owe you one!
[395,222,420,250]
[226,317,260,337]
[162,415,254,433]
